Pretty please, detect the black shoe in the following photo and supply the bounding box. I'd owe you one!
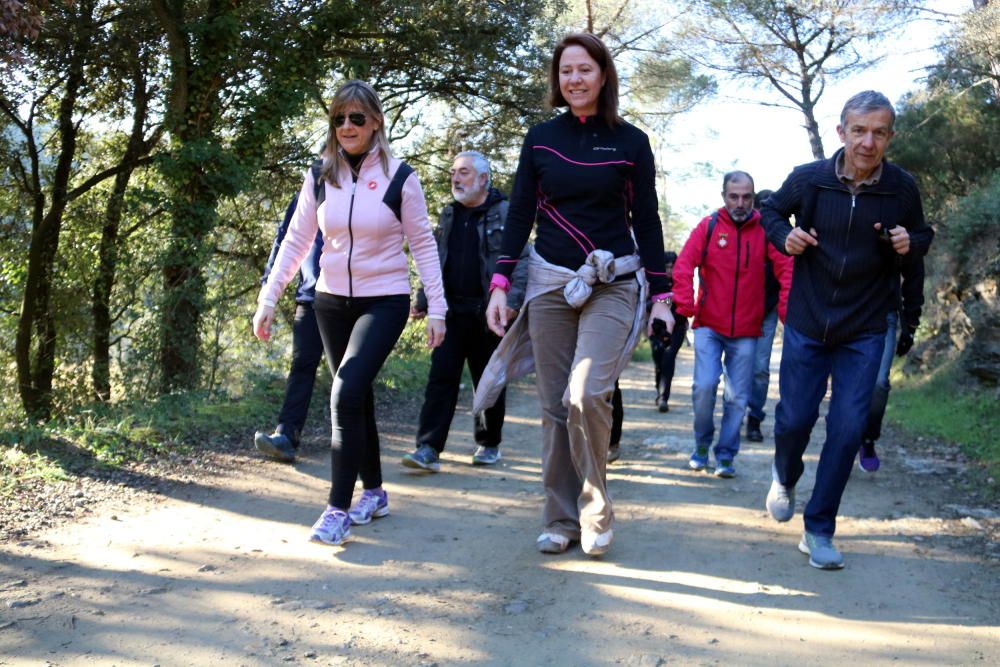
[746,417,763,442]
[254,431,297,463]
[657,399,669,413]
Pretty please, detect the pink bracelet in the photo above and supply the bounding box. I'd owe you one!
[489,274,511,294]
[651,292,673,304]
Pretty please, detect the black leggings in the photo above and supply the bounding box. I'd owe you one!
[313,292,409,509]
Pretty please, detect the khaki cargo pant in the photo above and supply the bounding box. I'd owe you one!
[527,279,638,540]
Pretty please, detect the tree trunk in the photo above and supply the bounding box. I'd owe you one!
[803,105,826,160]
[153,0,234,393]
[15,1,94,420]
[91,53,158,402]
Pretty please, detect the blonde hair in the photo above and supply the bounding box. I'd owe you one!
[321,80,392,188]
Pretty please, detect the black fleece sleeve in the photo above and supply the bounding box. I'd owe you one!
[761,165,809,255]
[494,128,537,280]
[630,131,669,296]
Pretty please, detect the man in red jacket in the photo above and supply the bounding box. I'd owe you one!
[673,171,792,477]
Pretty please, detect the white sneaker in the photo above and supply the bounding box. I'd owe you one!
[536,532,570,554]
[581,528,613,557]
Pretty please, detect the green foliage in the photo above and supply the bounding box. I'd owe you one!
[378,319,434,394]
[939,171,1000,259]
[891,86,1000,214]
[889,362,1000,496]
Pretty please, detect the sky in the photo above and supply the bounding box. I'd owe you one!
[657,2,958,228]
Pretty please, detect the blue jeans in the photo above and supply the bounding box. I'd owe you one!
[692,327,756,462]
[746,308,779,422]
[773,325,885,537]
[863,310,898,442]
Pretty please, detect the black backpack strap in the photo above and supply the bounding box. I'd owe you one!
[700,211,719,266]
[311,159,325,205]
[382,162,415,221]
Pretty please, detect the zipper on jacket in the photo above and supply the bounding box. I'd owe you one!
[730,225,743,336]
[823,193,856,343]
[347,180,357,299]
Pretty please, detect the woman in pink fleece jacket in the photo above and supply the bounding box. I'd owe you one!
[253,80,447,547]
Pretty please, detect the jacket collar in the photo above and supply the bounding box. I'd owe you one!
[816,148,899,193]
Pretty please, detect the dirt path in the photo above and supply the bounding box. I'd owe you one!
[2,346,998,666]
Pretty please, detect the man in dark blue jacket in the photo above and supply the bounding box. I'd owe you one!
[253,194,325,463]
[761,91,933,570]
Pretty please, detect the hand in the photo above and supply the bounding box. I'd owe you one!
[876,223,910,255]
[504,307,518,323]
[785,227,818,255]
[252,304,275,341]
[409,306,427,320]
[426,318,446,348]
[646,301,675,337]
[485,289,509,337]
[896,330,914,357]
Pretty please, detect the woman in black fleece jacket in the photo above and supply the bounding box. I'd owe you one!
[484,33,672,557]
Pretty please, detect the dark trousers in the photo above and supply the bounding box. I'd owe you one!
[416,310,505,452]
[313,293,409,510]
[650,315,688,403]
[773,325,884,537]
[275,303,324,442]
[863,310,898,442]
[610,381,622,446]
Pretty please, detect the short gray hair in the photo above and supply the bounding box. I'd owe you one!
[722,170,754,193]
[840,91,895,129]
[455,150,491,188]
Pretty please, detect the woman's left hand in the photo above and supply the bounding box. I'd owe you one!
[426,318,446,349]
[647,301,675,337]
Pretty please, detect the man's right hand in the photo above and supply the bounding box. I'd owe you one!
[785,227,819,255]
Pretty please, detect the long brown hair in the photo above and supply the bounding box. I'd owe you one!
[547,33,621,126]
[321,80,392,188]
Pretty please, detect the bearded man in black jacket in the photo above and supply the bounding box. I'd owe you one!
[761,90,934,570]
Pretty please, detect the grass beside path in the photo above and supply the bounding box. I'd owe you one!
[888,361,999,499]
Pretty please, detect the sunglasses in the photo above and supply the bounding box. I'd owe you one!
[333,112,367,128]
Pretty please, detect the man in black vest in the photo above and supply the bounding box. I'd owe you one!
[403,151,528,472]
[762,91,933,570]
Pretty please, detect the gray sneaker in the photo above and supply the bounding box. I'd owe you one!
[765,464,795,522]
[798,531,845,570]
[402,444,441,472]
[471,445,501,466]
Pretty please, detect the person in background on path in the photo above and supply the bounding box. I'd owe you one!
[745,189,780,444]
[402,151,528,472]
[673,172,792,479]
[858,239,930,472]
[253,194,325,464]
[650,251,688,414]
[253,80,447,547]
[482,33,674,557]
[762,90,933,570]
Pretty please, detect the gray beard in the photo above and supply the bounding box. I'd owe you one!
[454,187,485,206]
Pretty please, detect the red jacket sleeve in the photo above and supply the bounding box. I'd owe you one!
[768,242,794,322]
[672,217,710,319]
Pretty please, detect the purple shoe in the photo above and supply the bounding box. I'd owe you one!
[348,488,389,525]
[858,439,880,472]
[310,506,351,545]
